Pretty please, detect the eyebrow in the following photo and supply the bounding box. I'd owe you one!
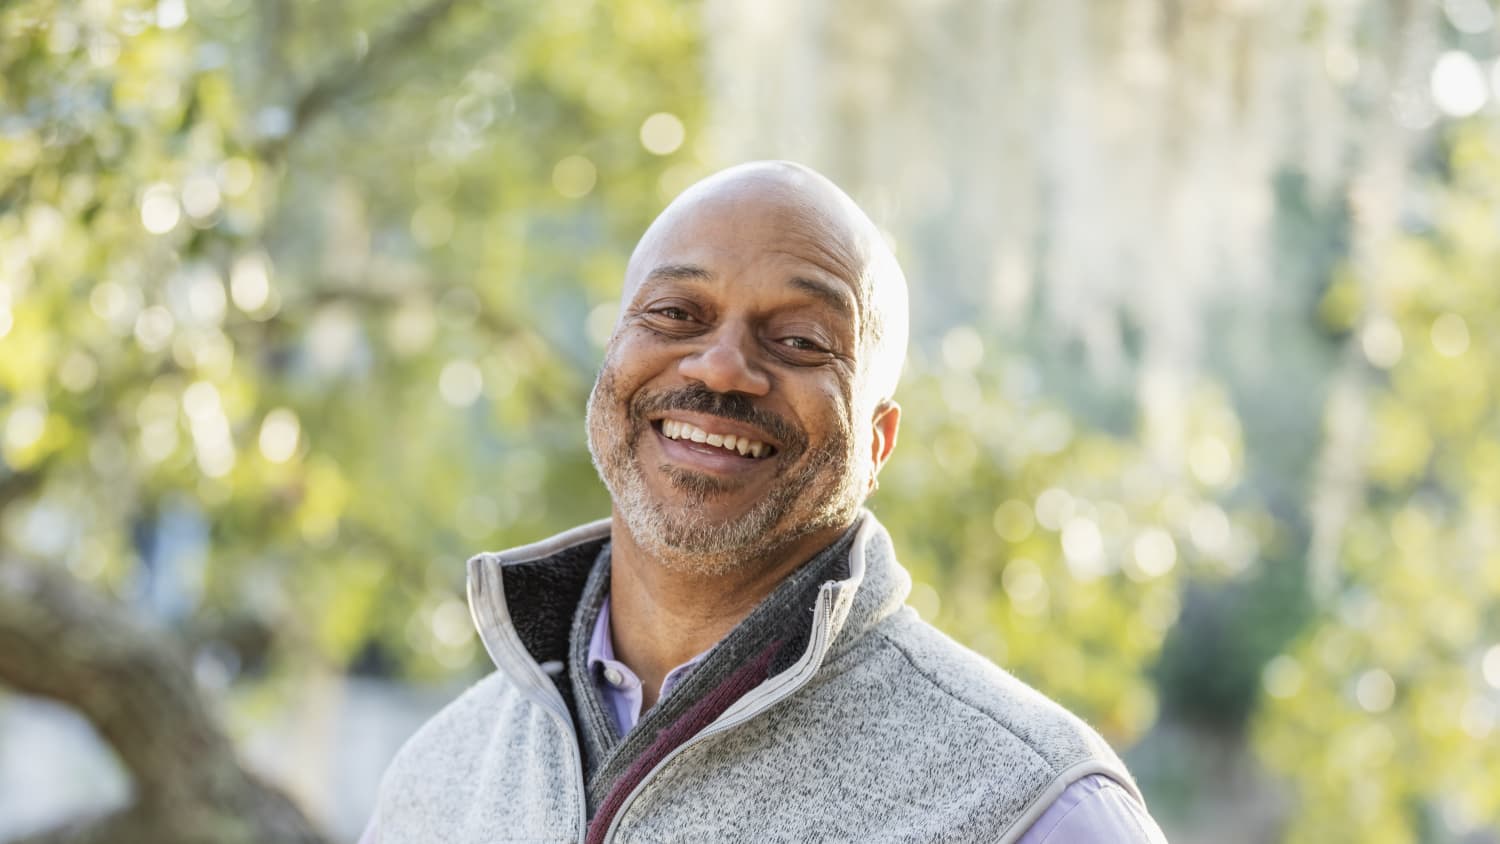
[643,263,856,320]
[645,263,715,284]
[788,275,856,320]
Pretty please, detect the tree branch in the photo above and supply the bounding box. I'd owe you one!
[0,560,327,844]
[0,466,45,514]
[257,0,467,159]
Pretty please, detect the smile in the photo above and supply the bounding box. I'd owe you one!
[649,414,781,465]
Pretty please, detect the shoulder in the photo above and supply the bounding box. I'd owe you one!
[826,607,1136,787]
[375,671,521,795]
[649,608,1143,842]
[402,670,516,740]
[370,671,588,841]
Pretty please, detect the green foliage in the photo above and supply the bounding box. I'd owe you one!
[0,0,703,683]
[875,361,1259,743]
[1256,122,1500,843]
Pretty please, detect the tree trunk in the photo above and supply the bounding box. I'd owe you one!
[0,560,328,844]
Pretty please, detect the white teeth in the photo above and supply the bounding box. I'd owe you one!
[661,419,770,458]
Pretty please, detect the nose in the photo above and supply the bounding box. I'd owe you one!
[678,324,771,396]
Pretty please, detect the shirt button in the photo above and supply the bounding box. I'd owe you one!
[603,667,625,687]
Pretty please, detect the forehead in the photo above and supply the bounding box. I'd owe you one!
[626,180,872,311]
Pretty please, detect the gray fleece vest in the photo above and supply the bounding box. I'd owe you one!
[370,511,1141,843]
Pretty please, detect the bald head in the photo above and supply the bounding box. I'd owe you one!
[622,161,909,403]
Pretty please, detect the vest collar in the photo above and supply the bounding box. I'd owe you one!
[465,509,911,707]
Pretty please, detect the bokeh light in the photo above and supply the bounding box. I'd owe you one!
[438,359,484,407]
[1430,50,1488,118]
[139,183,181,234]
[552,155,598,198]
[639,112,686,155]
[258,408,302,464]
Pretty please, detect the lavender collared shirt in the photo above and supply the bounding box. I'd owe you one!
[587,596,712,733]
[588,597,1168,843]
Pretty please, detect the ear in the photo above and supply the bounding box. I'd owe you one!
[867,399,901,492]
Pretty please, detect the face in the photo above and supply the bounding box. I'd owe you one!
[586,175,898,575]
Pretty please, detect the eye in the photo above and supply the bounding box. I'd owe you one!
[779,336,826,352]
[636,302,706,337]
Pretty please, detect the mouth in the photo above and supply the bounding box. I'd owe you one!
[649,414,781,466]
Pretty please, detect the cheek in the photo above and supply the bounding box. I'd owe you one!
[797,380,858,449]
[606,331,676,386]
[839,392,885,461]
[594,345,646,403]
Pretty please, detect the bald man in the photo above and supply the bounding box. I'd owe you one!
[364,163,1166,843]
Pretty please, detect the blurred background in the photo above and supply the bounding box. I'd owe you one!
[2,0,1498,841]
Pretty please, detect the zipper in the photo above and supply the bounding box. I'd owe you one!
[599,589,841,842]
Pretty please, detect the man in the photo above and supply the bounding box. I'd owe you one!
[365,162,1167,842]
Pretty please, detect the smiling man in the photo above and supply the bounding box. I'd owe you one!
[364,162,1166,843]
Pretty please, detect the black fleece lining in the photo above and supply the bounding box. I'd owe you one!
[773,532,854,677]
[503,542,603,666]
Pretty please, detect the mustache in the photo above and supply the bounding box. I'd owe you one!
[631,383,805,453]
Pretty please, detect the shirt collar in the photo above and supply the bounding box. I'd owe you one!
[587,595,711,700]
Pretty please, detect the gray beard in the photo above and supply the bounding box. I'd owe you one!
[585,372,866,576]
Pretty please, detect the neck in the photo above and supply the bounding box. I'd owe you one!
[605,510,845,709]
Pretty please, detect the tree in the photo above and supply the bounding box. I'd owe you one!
[0,0,699,837]
[873,356,1254,744]
[1256,121,1500,843]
